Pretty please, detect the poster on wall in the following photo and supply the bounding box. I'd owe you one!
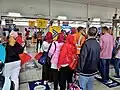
[29,21,35,28]
[49,26,61,40]
[36,19,48,28]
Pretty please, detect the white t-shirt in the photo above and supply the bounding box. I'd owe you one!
[41,41,51,52]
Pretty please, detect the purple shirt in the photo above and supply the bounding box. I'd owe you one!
[100,33,115,59]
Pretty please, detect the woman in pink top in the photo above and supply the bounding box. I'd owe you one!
[48,33,65,90]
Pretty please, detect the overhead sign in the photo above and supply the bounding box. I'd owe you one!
[63,22,69,26]
[62,25,71,32]
[28,21,35,27]
[36,19,48,28]
[50,26,61,40]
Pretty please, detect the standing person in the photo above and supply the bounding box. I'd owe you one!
[77,27,100,90]
[48,33,65,90]
[58,34,77,90]
[113,44,120,78]
[36,31,42,52]
[41,32,53,81]
[74,27,86,55]
[99,26,115,84]
[3,31,24,90]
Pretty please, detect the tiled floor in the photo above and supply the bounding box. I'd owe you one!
[19,45,120,90]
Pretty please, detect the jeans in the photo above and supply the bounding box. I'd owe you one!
[99,59,110,82]
[114,58,120,76]
[79,75,94,90]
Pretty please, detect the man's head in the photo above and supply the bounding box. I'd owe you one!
[102,26,109,34]
[88,27,98,37]
[77,26,84,33]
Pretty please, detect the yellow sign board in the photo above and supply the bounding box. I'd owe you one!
[28,21,35,27]
[50,26,61,40]
[36,19,48,28]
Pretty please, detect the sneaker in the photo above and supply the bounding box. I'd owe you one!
[105,80,113,84]
[95,74,102,79]
[113,76,120,79]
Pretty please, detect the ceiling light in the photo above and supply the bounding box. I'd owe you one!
[7,12,22,17]
[92,18,100,21]
[57,16,67,20]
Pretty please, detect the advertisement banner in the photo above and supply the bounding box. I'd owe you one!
[28,21,35,27]
[36,19,48,28]
[50,26,61,40]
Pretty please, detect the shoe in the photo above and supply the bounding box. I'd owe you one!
[113,76,120,79]
[105,80,113,84]
[95,74,102,79]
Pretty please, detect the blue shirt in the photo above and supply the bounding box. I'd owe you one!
[0,44,6,63]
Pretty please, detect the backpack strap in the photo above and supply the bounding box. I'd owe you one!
[51,42,56,58]
[48,42,56,59]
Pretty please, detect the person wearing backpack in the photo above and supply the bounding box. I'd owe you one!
[48,33,65,90]
[41,32,53,82]
[58,34,77,90]
[77,27,100,90]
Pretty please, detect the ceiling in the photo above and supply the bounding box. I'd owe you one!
[56,0,120,8]
[0,0,120,21]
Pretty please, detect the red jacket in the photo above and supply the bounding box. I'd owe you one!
[58,35,77,69]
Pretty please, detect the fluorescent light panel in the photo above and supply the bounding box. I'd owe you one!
[7,12,22,17]
[57,16,67,20]
[92,18,100,21]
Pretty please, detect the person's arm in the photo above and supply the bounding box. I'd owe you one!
[15,43,24,54]
[99,36,103,50]
[80,36,86,48]
[40,41,45,52]
[78,43,88,71]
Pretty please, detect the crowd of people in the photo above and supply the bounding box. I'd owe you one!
[0,26,120,90]
[38,26,119,90]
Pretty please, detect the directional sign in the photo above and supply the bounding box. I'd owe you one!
[50,26,61,40]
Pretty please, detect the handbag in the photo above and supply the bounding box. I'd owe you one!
[38,52,48,65]
[69,55,78,70]
[38,42,56,65]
